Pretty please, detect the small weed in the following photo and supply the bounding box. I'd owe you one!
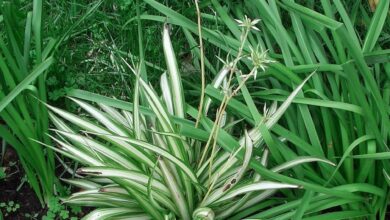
[0,201,20,217]
[0,167,5,180]
[42,197,81,220]
[24,212,39,219]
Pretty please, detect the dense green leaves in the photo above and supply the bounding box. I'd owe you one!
[1,0,388,219]
[44,16,337,218]
[0,1,56,205]
[143,0,390,219]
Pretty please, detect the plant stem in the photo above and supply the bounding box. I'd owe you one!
[194,0,206,128]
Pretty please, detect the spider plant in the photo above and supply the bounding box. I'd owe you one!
[44,23,333,219]
[142,0,390,219]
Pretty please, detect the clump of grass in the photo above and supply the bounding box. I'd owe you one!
[0,0,102,206]
[0,0,56,205]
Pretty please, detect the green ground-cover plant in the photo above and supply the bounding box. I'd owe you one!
[0,201,20,218]
[42,22,335,219]
[42,197,81,220]
[141,0,390,219]
[43,0,118,102]
[44,0,206,103]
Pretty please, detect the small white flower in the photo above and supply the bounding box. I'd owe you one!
[235,15,261,31]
